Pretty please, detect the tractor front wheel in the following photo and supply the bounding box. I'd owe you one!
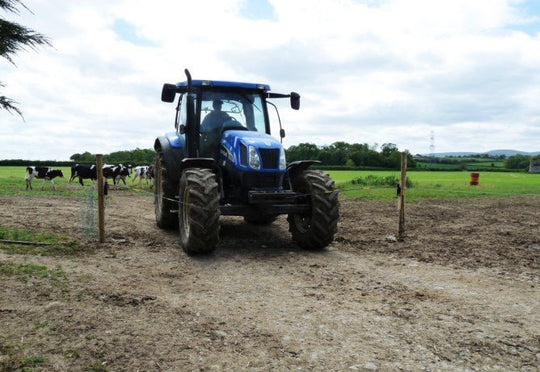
[288,170,339,250]
[179,168,220,254]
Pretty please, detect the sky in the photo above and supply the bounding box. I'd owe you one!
[1,0,540,161]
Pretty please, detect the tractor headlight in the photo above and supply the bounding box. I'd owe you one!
[279,148,286,170]
[248,145,261,170]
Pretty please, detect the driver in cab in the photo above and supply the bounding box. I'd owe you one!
[201,100,230,131]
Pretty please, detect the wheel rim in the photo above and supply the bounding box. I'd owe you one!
[294,214,311,233]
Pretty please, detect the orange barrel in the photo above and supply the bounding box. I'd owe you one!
[469,172,480,186]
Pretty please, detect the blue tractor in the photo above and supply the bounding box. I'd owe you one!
[154,70,339,254]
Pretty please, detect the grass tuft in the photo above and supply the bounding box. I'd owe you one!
[0,338,46,371]
[0,226,83,256]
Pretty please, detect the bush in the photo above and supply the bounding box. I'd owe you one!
[504,155,531,170]
[349,175,413,188]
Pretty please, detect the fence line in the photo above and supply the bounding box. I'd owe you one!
[71,176,538,243]
[130,183,540,210]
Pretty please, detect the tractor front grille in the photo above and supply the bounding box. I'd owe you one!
[259,148,280,169]
[243,173,282,189]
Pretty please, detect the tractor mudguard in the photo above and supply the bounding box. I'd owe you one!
[179,158,219,172]
[154,136,185,185]
[179,158,223,196]
[155,136,222,188]
[286,160,321,185]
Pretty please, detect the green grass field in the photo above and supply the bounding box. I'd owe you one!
[0,166,152,197]
[328,170,540,201]
[0,166,538,201]
[0,166,80,197]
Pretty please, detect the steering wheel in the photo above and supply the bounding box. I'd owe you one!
[221,117,248,132]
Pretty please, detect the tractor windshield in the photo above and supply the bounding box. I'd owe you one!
[200,92,266,134]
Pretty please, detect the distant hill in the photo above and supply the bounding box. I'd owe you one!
[419,149,540,157]
[486,149,540,157]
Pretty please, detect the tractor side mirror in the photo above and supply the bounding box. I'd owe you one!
[280,129,286,139]
[290,92,300,110]
[161,83,177,102]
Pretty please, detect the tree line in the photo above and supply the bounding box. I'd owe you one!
[0,145,533,171]
[285,142,415,169]
[0,143,412,168]
[0,149,156,166]
[70,142,414,169]
[70,149,155,165]
[414,153,534,170]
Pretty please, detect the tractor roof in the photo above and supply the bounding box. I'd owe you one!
[176,80,271,91]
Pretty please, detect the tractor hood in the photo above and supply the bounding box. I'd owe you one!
[220,130,286,172]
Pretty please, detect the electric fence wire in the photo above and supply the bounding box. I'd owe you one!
[128,184,397,212]
[95,184,540,214]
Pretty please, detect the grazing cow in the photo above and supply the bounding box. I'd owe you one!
[132,165,154,186]
[69,164,97,187]
[25,166,64,190]
[117,164,132,185]
[102,164,131,189]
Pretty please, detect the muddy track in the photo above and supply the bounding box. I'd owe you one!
[1,193,538,371]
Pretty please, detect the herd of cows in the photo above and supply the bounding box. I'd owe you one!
[25,164,155,190]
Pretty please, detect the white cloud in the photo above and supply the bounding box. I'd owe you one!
[0,0,539,160]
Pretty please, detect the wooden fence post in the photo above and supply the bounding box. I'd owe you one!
[96,154,105,244]
[398,152,407,241]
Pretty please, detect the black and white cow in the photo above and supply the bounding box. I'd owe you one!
[117,164,132,185]
[25,166,64,190]
[132,165,154,186]
[102,164,132,189]
[69,164,97,187]
[69,163,132,188]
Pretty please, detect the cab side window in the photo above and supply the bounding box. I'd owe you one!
[177,94,187,130]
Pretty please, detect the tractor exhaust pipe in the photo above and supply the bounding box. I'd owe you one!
[184,68,197,157]
[185,68,192,90]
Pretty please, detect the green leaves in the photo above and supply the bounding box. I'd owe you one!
[1,0,51,118]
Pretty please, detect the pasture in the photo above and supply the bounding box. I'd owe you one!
[329,170,540,200]
[0,166,74,196]
[2,166,538,201]
[0,166,152,197]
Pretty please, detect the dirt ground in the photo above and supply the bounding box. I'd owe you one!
[1,191,539,371]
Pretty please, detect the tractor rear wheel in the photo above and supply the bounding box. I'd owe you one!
[288,170,339,250]
[154,150,178,229]
[179,168,220,254]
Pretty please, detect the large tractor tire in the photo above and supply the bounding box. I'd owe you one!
[288,170,339,250]
[154,150,178,229]
[179,168,220,254]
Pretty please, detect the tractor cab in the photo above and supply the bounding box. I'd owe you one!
[162,79,298,159]
[198,90,268,159]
